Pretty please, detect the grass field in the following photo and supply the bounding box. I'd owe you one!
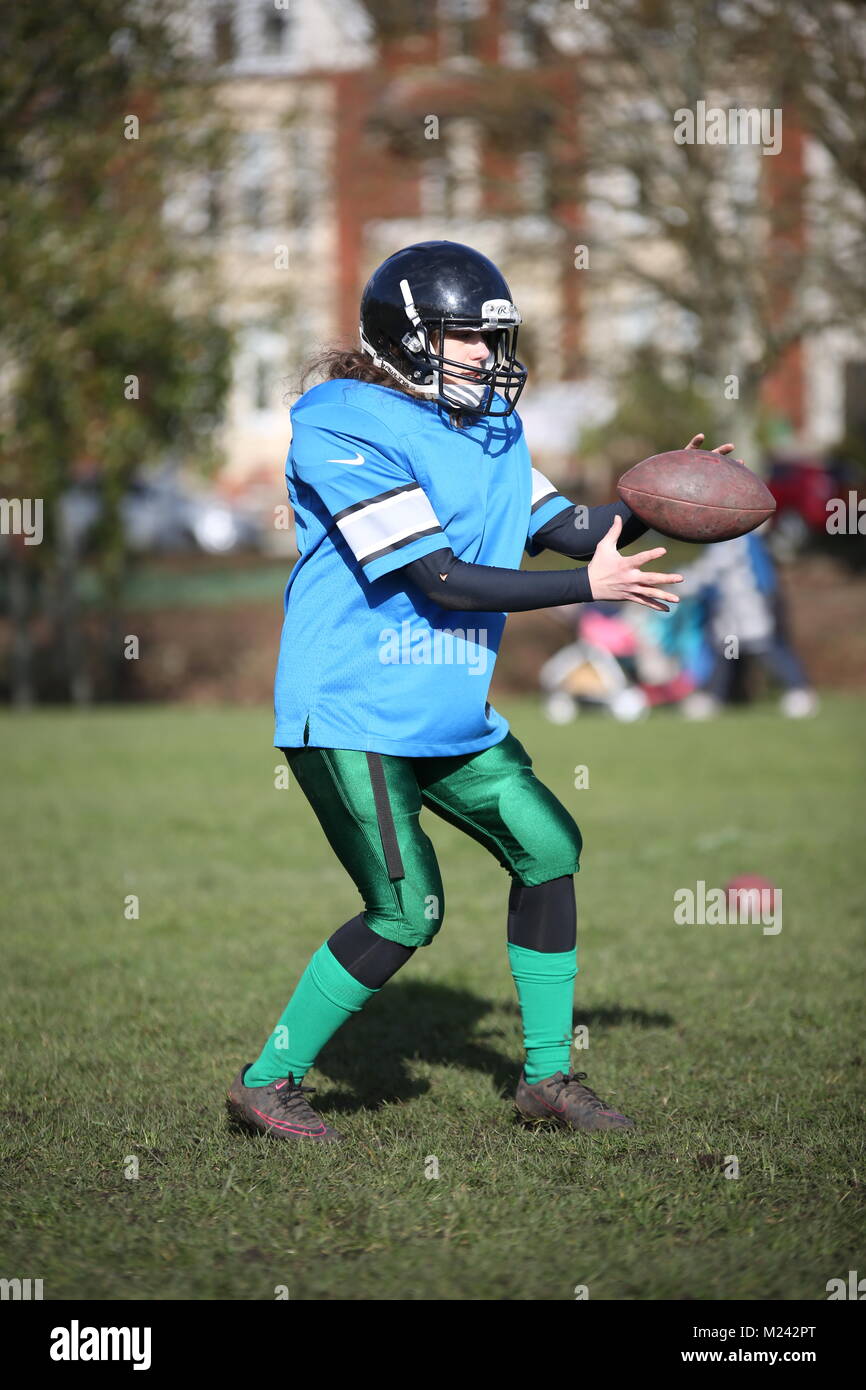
[1,696,864,1301]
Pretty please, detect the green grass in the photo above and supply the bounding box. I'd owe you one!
[0,697,864,1300]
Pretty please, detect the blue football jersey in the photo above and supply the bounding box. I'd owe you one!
[273,378,572,756]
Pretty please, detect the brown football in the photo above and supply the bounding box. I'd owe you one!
[617,449,776,543]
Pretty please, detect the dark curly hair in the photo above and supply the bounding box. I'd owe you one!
[295,343,466,426]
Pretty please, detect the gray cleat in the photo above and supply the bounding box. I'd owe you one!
[226,1063,345,1142]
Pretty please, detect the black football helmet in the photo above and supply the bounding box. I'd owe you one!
[359,240,527,417]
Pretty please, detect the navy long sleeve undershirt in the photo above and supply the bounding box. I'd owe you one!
[400,500,649,613]
[535,499,649,560]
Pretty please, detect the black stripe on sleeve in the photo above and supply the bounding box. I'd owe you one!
[358,525,446,570]
[530,488,568,515]
[332,482,421,524]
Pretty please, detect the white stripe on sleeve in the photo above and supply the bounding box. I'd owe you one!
[530,467,560,511]
[336,484,445,565]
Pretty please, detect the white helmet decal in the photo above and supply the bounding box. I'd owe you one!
[480,298,522,326]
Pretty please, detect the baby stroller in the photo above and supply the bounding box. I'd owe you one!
[540,599,710,723]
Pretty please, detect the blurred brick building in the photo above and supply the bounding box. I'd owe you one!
[182,0,863,489]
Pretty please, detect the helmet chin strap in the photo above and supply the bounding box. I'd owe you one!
[440,351,495,409]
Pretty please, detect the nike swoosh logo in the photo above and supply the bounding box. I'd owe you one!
[326,453,365,466]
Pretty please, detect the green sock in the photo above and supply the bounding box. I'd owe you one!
[244,942,378,1087]
[507,941,577,1084]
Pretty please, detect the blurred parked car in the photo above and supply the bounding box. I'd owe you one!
[58,471,264,556]
[766,451,861,558]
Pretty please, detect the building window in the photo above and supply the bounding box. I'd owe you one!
[254,358,270,412]
[419,157,448,218]
[727,142,760,209]
[844,361,866,442]
[501,0,543,65]
[516,150,548,213]
[419,120,480,218]
[242,184,266,231]
[243,327,285,415]
[442,0,486,58]
[238,132,275,233]
[450,119,481,215]
[288,127,314,228]
[205,171,223,235]
[262,5,290,55]
[213,6,235,65]
[408,0,435,31]
[442,0,487,18]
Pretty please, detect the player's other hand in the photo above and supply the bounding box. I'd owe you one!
[685,432,744,465]
[585,514,683,612]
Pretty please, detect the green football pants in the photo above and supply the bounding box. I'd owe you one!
[283,731,583,949]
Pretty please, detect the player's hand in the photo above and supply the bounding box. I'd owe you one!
[684,432,744,464]
[585,514,683,612]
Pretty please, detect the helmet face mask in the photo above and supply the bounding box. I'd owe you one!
[359,241,528,417]
[393,315,525,415]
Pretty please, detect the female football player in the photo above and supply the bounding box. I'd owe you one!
[226,240,735,1142]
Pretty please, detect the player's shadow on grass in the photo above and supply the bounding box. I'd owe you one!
[312,980,673,1113]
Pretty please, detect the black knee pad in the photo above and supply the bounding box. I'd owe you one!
[507,875,576,952]
[327,913,416,988]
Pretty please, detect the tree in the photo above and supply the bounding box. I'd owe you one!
[365,0,866,454]
[551,0,866,437]
[0,0,234,703]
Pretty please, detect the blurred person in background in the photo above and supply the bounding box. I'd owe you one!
[678,524,819,719]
